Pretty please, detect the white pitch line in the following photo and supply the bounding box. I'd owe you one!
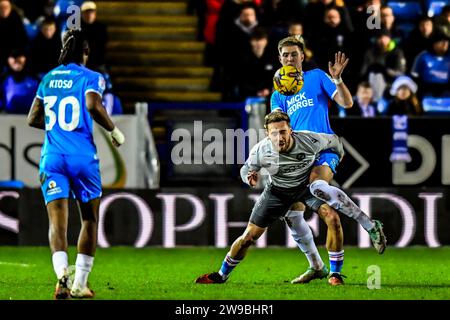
[0,261,35,267]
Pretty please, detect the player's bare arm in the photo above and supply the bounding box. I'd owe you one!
[329,51,353,109]
[27,97,45,130]
[86,92,125,147]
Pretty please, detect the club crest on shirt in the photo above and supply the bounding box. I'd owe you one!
[98,75,106,91]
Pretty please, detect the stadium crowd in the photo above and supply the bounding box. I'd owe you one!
[0,0,122,115]
[199,0,450,115]
[0,0,449,116]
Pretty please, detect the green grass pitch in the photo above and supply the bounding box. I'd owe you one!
[1,246,450,300]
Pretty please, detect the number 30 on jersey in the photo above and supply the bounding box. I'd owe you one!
[44,95,80,131]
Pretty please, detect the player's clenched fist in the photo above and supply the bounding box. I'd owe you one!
[110,127,125,147]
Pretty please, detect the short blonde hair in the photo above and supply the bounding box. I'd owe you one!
[277,35,305,54]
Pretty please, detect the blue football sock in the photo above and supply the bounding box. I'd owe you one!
[218,253,241,280]
[328,250,344,274]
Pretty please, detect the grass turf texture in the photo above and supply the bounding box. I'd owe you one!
[1,247,450,300]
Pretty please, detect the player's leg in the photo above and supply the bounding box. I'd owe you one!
[316,204,345,285]
[219,223,267,279]
[310,153,387,254]
[196,184,286,284]
[286,205,329,284]
[68,155,102,298]
[285,204,324,270]
[39,155,72,299]
[196,223,267,284]
[70,198,99,298]
[47,199,71,299]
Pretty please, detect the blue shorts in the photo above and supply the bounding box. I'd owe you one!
[313,149,340,174]
[39,154,102,205]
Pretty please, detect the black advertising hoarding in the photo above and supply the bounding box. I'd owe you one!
[330,117,450,188]
[1,187,449,247]
[152,116,450,188]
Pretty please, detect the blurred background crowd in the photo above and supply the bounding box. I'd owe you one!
[0,0,449,117]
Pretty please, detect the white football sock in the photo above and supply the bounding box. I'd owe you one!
[286,210,324,270]
[310,180,375,231]
[73,254,94,289]
[52,251,69,279]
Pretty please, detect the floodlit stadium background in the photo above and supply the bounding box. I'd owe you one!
[0,0,450,301]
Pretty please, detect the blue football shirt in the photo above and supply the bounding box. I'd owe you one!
[36,63,105,157]
[411,51,450,84]
[270,68,337,134]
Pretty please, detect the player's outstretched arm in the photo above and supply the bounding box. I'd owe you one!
[27,97,45,130]
[329,51,353,109]
[86,92,125,147]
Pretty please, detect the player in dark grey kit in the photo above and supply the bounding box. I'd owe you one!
[196,111,345,284]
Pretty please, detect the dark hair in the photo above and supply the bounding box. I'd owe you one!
[264,111,291,129]
[441,5,450,15]
[240,2,257,13]
[287,20,303,28]
[41,16,56,27]
[250,27,268,41]
[58,29,89,65]
[358,81,371,89]
[8,48,26,58]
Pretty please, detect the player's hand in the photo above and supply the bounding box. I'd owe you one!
[328,51,349,80]
[247,171,258,187]
[110,127,125,147]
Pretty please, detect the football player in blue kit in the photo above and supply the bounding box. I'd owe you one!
[27,29,125,299]
[271,36,386,285]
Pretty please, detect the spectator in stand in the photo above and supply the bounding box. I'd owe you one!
[379,5,403,45]
[234,27,277,101]
[260,0,304,29]
[349,0,384,78]
[80,1,107,72]
[411,31,450,98]
[13,0,48,23]
[311,6,353,76]
[0,50,39,114]
[403,16,434,72]
[204,0,225,67]
[346,81,377,117]
[217,3,260,100]
[434,5,450,38]
[30,16,62,78]
[34,1,58,26]
[215,0,261,44]
[304,0,354,40]
[360,29,406,102]
[386,75,422,116]
[210,1,261,92]
[101,71,123,115]
[286,21,318,71]
[0,0,28,71]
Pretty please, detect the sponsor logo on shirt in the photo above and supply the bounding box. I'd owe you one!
[51,70,71,75]
[286,92,314,115]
